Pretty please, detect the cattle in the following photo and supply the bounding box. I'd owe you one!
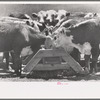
[48,10,71,34]
[2,14,52,70]
[60,19,79,28]
[71,12,86,18]
[52,19,79,33]
[32,11,47,23]
[32,11,47,32]
[1,16,42,69]
[45,10,58,26]
[8,12,42,30]
[32,10,58,35]
[0,17,33,28]
[32,10,57,32]
[8,12,32,20]
[51,19,82,63]
[84,12,97,19]
[32,10,58,26]
[0,21,53,76]
[55,10,70,22]
[32,10,70,34]
[53,18,100,74]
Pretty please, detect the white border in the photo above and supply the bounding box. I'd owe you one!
[0,1,100,4]
[0,1,100,99]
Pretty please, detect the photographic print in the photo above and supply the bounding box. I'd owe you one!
[0,1,100,99]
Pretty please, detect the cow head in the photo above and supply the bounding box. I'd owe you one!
[27,20,43,32]
[32,11,47,24]
[8,12,41,31]
[52,27,74,53]
[24,18,47,32]
[55,10,70,22]
[45,10,58,26]
[32,11,48,32]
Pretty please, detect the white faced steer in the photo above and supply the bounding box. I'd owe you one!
[53,19,100,73]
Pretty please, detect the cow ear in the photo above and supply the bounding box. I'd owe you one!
[66,12,70,17]
[32,13,38,18]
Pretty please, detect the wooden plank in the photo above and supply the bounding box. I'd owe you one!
[33,63,70,71]
[23,50,42,72]
[23,48,66,64]
[22,54,34,65]
[23,49,67,73]
[36,49,67,58]
[23,58,41,72]
[62,55,84,74]
[43,56,61,64]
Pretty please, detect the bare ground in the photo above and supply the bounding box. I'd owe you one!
[0,62,100,82]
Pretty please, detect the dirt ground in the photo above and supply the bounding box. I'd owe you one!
[0,61,100,82]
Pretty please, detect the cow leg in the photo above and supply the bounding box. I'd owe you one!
[9,51,15,70]
[84,55,90,72]
[13,50,22,76]
[4,52,9,70]
[90,47,99,73]
[70,48,80,63]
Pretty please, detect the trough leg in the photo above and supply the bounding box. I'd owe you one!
[90,61,98,73]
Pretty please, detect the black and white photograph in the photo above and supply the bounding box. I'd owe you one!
[0,1,100,99]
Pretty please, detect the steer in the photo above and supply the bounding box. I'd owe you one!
[53,19,82,62]
[1,16,42,69]
[32,10,58,33]
[32,11,47,31]
[0,21,53,76]
[32,10,58,26]
[55,10,70,22]
[53,18,100,74]
[45,10,58,26]
[8,12,32,20]
[84,13,97,19]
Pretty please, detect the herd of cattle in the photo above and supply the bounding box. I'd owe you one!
[0,9,100,77]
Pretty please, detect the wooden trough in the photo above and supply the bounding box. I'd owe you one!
[23,48,88,76]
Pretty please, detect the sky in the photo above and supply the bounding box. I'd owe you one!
[0,4,100,18]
